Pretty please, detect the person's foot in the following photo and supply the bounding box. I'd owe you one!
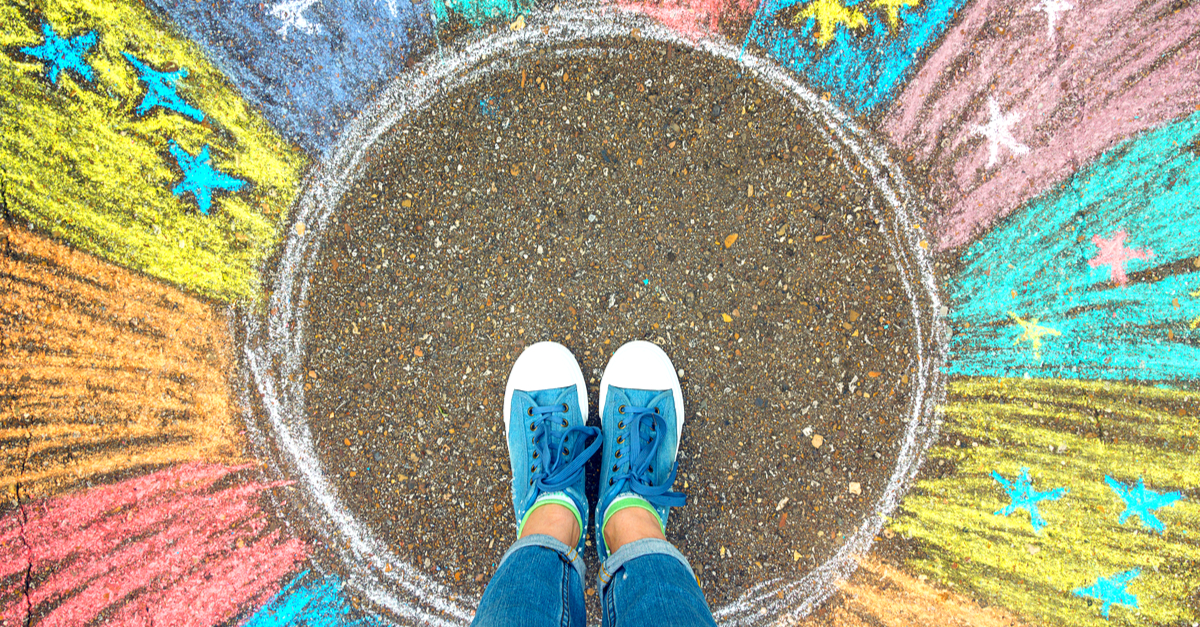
[594,340,688,560]
[504,342,602,553]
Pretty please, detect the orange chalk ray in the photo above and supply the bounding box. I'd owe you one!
[800,558,1034,627]
[0,222,245,499]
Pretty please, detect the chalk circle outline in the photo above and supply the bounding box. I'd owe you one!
[241,4,948,625]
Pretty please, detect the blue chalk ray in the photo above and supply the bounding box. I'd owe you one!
[143,0,433,154]
[945,110,1200,381]
[168,140,246,215]
[122,52,205,121]
[1072,569,1141,619]
[243,570,383,627]
[19,21,98,85]
[991,468,1067,533]
[740,0,967,115]
[1105,475,1183,534]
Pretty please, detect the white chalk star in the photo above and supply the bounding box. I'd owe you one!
[270,0,321,38]
[971,97,1030,168]
[1034,0,1073,40]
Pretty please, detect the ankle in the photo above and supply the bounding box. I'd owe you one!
[602,504,665,553]
[520,503,581,547]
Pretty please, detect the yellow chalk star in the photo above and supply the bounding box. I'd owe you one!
[872,0,919,30]
[1009,312,1061,359]
[793,0,868,47]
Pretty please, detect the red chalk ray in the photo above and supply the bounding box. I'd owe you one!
[0,463,308,626]
[616,0,760,38]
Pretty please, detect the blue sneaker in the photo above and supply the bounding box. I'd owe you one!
[504,342,602,554]
[594,340,688,561]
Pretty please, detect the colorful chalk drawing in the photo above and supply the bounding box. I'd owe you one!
[242,9,946,624]
[2,0,1199,625]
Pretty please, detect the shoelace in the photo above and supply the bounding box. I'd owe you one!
[524,404,601,510]
[607,405,687,509]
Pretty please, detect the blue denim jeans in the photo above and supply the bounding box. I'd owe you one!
[471,534,717,627]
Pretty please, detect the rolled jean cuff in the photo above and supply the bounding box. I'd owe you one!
[598,538,696,592]
[496,534,587,581]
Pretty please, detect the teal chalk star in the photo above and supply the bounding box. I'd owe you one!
[20,21,97,85]
[1106,475,1182,534]
[122,53,204,121]
[991,467,1067,533]
[168,140,245,215]
[1073,569,1140,618]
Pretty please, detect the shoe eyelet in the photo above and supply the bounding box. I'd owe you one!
[561,418,569,427]
[562,403,569,412]
[531,465,537,472]
[612,464,618,472]
[530,479,535,485]
[653,407,660,414]
[527,407,534,416]
[608,478,614,485]
[533,451,539,459]
[617,436,624,444]
[529,423,537,431]
[648,465,653,472]
[615,450,622,459]
[618,405,626,414]
[617,421,625,430]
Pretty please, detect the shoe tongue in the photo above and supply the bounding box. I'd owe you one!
[521,385,575,407]
[611,387,671,409]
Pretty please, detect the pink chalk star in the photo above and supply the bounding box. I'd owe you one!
[1088,230,1153,286]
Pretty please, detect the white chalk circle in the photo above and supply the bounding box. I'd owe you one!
[241,4,948,625]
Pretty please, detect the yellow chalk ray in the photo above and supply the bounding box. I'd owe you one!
[793,0,868,47]
[892,377,1200,627]
[0,1,308,302]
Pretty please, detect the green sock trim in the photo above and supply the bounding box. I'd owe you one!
[518,493,583,543]
[601,494,665,537]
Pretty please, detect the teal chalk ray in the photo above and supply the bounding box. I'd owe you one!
[432,0,533,27]
[742,0,967,115]
[242,570,383,627]
[946,110,1200,381]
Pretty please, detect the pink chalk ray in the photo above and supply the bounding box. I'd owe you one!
[883,0,1200,250]
[0,463,308,627]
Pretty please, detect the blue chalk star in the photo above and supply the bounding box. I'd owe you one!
[991,467,1067,533]
[1105,475,1183,534]
[122,53,205,122]
[20,21,97,85]
[479,96,497,119]
[1073,569,1140,618]
[168,140,246,215]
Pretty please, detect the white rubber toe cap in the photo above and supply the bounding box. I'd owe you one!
[599,340,684,437]
[503,341,588,434]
